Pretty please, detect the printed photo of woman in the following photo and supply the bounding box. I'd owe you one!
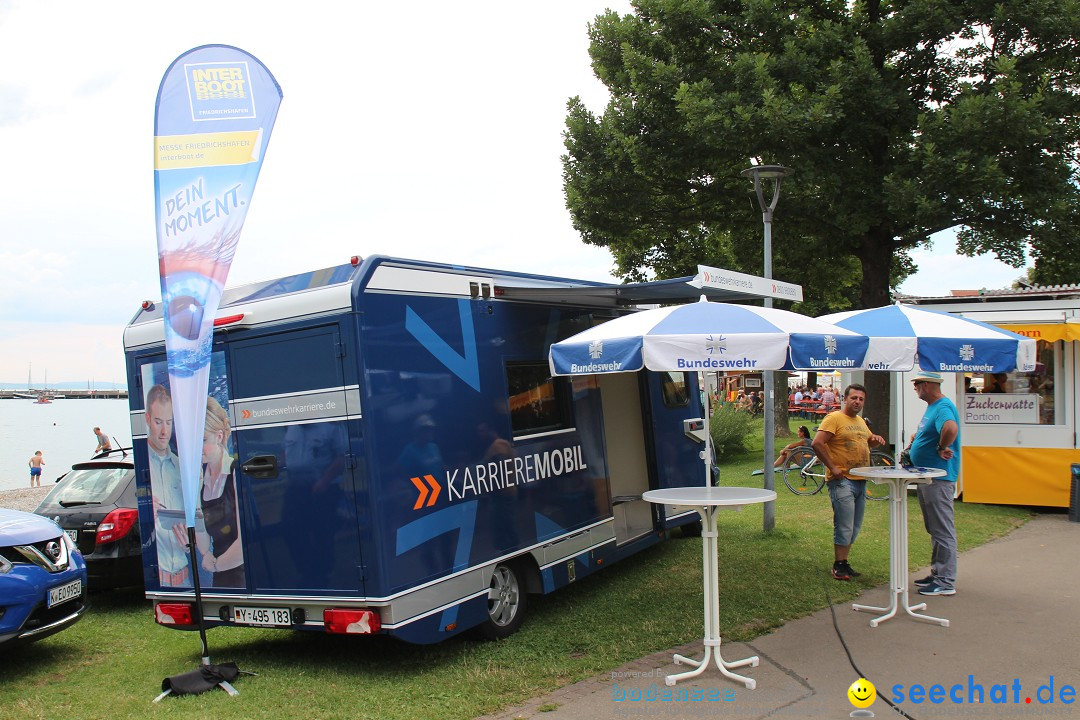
[194,396,245,588]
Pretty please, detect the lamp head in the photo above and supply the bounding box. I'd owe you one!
[741,164,793,179]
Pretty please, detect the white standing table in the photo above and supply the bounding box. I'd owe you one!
[848,466,949,628]
[642,486,776,689]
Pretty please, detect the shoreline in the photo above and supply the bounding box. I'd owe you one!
[0,485,53,513]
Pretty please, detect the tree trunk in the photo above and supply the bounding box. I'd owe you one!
[859,232,895,449]
[774,371,792,438]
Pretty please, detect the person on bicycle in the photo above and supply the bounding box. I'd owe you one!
[811,384,886,581]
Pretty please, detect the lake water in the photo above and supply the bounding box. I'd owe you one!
[0,398,133,491]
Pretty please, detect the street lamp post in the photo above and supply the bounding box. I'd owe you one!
[741,164,793,532]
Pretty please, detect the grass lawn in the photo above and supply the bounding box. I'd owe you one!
[0,420,1032,719]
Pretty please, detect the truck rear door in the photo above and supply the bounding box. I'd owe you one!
[228,323,365,595]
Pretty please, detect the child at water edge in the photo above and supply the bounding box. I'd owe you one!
[28,451,44,487]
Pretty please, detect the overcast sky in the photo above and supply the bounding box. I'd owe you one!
[0,0,1028,386]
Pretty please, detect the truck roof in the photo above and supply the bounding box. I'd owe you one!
[124,254,788,349]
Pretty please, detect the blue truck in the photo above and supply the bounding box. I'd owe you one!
[123,255,733,644]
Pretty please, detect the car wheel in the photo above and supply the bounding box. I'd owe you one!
[477,561,527,640]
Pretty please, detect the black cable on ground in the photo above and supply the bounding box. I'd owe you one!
[823,582,918,720]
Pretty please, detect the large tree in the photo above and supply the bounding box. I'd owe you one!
[563,0,1080,436]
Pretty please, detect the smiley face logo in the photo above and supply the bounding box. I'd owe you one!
[848,678,877,708]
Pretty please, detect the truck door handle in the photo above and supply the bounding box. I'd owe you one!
[241,455,278,479]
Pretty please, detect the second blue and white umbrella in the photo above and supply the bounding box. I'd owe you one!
[819,303,1036,373]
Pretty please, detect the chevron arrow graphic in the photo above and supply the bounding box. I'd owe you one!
[410,474,442,510]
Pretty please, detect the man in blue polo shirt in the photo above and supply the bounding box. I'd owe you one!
[907,371,961,596]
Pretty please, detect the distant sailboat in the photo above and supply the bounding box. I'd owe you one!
[15,363,36,398]
[28,365,61,402]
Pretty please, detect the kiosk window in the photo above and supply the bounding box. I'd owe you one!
[660,372,690,407]
[973,340,1059,425]
[506,363,573,436]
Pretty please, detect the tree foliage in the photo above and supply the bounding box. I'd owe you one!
[563,0,1080,308]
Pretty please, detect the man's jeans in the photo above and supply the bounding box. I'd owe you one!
[828,477,866,547]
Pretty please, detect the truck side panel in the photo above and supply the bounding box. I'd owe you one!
[358,290,614,611]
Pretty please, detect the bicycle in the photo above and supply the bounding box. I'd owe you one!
[780,448,895,499]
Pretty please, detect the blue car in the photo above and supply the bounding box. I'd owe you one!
[0,508,88,647]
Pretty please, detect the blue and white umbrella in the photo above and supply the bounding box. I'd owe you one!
[549,298,869,376]
[819,303,1037,373]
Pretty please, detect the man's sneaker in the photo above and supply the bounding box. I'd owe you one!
[832,562,852,581]
[918,582,955,596]
[840,560,861,578]
[914,575,935,587]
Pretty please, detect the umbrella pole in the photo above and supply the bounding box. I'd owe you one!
[701,372,713,487]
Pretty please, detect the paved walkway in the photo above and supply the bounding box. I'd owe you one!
[480,513,1080,720]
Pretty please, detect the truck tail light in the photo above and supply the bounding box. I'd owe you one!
[96,508,139,545]
[323,609,380,635]
[156,602,195,626]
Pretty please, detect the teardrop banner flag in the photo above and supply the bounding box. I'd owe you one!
[154,45,282,530]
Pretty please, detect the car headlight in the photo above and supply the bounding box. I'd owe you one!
[0,554,12,574]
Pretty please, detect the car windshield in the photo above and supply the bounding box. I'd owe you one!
[43,467,130,506]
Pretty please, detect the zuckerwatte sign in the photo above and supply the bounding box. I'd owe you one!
[964,393,1039,424]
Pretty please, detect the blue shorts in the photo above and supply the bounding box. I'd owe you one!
[30,467,41,476]
[828,477,867,547]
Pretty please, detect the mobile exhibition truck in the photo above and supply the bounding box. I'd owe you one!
[123,255,776,644]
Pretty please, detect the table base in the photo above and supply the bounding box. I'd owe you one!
[669,640,759,689]
[853,593,947,627]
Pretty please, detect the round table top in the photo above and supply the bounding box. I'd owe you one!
[849,465,947,480]
[642,486,777,507]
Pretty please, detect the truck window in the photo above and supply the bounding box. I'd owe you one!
[660,372,690,407]
[506,362,573,438]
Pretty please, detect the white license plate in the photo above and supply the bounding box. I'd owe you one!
[48,579,82,608]
[233,606,292,626]
[64,529,78,544]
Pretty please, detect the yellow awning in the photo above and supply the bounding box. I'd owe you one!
[994,322,1080,343]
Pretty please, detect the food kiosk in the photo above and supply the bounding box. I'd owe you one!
[893,285,1080,507]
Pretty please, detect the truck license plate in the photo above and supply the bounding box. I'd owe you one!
[233,606,292,626]
[48,579,82,608]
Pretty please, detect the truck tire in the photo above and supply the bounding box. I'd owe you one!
[680,519,703,537]
[477,561,527,640]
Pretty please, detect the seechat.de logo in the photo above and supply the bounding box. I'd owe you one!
[848,677,877,717]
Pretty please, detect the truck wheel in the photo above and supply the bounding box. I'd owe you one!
[477,562,527,640]
[680,520,703,538]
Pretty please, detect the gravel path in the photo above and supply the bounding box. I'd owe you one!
[0,486,53,513]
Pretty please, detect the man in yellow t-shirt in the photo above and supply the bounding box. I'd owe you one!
[811,384,886,581]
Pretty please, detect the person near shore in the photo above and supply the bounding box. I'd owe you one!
[811,384,886,581]
[906,371,961,597]
[145,384,191,588]
[93,427,112,454]
[28,451,44,487]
